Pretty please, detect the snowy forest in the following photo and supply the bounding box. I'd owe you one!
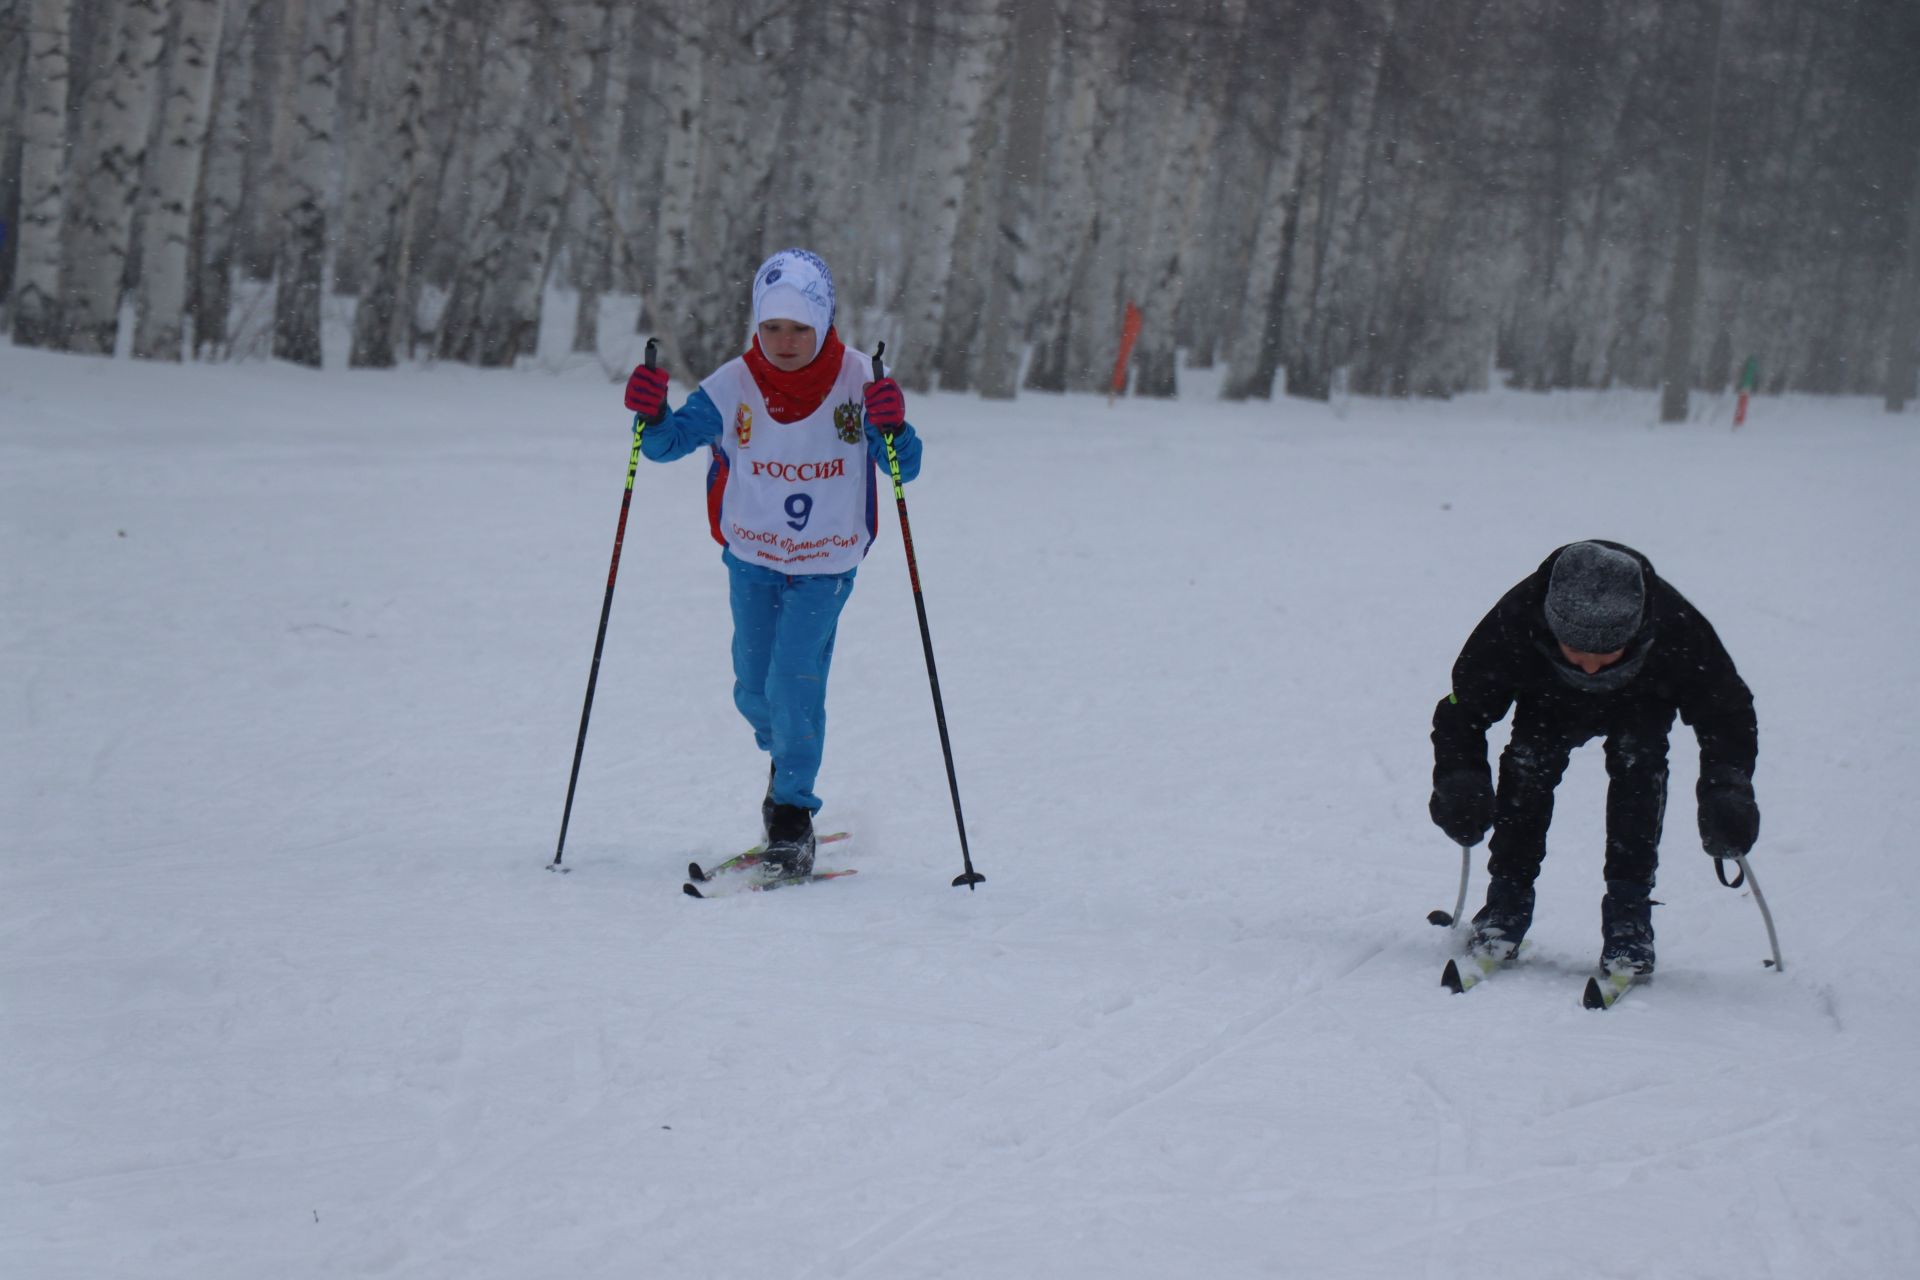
[3,0,1918,408]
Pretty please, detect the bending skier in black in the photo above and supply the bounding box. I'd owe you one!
[1429,541,1759,975]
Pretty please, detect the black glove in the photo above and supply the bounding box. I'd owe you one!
[1429,769,1495,847]
[1698,766,1759,858]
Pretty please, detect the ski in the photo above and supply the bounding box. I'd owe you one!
[1440,944,1524,993]
[1442,954,1501,993]
[687,831,850,883]
[1582,967,1648,1010]
[682,868,859,899]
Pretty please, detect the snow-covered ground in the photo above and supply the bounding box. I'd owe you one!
[5,326,1918,1279]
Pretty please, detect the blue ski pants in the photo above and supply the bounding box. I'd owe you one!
[724,551,857,813]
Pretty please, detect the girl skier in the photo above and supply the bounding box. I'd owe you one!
[623,248,921,875]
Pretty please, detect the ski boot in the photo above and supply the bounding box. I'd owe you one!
[763,803,816,877]
[1466,875,1536,964]
[1599,881,1656,976]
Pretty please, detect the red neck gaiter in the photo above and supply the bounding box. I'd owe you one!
[743,327,845,423]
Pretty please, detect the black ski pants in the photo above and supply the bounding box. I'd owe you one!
[1485,697,1675,890]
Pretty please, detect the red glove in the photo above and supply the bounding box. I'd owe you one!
[625,362,670,423]
[863,377,905,435]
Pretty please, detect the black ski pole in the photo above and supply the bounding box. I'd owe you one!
[872,342,985,890]
[550,338,656,872]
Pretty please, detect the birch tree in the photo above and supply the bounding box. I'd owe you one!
[1220,4,1326,400]
[675,1,787,372]
[1023,1,1123,392]
[272,0,348,368]
[893,0,1005,390]
[0,1,21,305]
[0,9,17,292]
[562,0,635,357]
[493,19,577,362]
[649,0,707,376]
[132,0,226,361]
[1129,0,1242,398]
[1887,132,1920,413]
[331,0,385,297]
[349,0,443,368]
[974,0,1057,399]
[763,0,872,317]
[1284,0,1395,402]
[191,0,262,357]
[10,0,73,349]
[932,53,1011,392]
[234,0,291,282]
[1659,0,1726,423]
[61,0,168,355]
[435,0,573,367]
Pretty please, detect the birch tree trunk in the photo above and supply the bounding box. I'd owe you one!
[132,0,226,361]
[330,0,383,297]
[566,0,633,356]
[1885,132,1920,412]
[1286,0,1395,402]
[0,0,23,306]
[974,0,1056,399]
[684,4,800,373]
[609,11,657,304]
[1130,0,1243,398]
[1029,1,1142,394]
[435,0,571,367]
[235,0,291,282]
[1184,116,1267,372]
[61,0,169,355]
[932,54,1010,393]
[192,0,262,357]
[348,0,442,368]
[1217,113,1313,398]
[837,0,917,334]
[650,0,706,376]
[10,0,74,349]
[1221,7,1327,400]
[1023,1,1120,392]
[495,17,576,361]
[1659,0,1725,423]
[894,0,1004,391]
[272,0,348,368]
[765,0,866,314]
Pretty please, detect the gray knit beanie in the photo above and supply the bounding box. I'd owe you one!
[1544,542,1645,653]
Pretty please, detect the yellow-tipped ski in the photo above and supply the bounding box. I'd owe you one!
[1582,967,1643,1009]
[1441,951,1509,993]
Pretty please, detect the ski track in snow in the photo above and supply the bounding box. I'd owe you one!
[5,334,1920,1279]
[800,940,1393,1279]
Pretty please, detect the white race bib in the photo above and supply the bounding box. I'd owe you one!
[700,349,878,574]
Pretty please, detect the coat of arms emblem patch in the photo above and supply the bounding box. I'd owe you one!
[833,399,863,445]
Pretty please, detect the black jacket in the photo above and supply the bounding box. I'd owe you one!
[1431,542,1757,785]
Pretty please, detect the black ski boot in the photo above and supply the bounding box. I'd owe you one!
[1600,881,1656,975]
[1467,876,1535,963]
[760,763,777,844]
[763,802,816,877]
